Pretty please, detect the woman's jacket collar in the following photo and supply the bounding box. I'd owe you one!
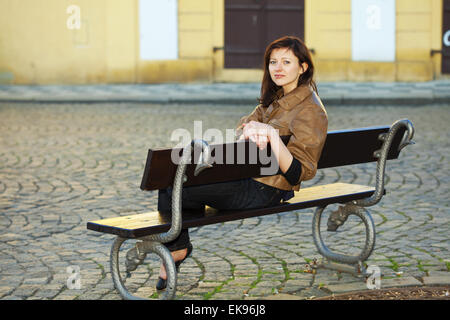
[273,85,314,111]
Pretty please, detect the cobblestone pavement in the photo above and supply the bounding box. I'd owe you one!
[0,98,449,300]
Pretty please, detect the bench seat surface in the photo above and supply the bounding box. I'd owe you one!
[87,183,375,239]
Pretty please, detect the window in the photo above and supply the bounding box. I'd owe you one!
[351,0,396,61]
[139,0,178,60]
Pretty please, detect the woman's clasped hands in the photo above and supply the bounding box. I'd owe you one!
[241,121,278,150]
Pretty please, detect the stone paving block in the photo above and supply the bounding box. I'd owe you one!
[422,271,450,286]
[260,273,285,282]
[34,289,62,299]
[224,278,252,288]
[381,276,423,288]
[324,281,369,294]
[294,287,330,299]
[197,281,223,289]
[247,287,274,297]
[1,295,24,300]
[210,291,242,300]
[280,279,311,293]
[53,294,79,300]
[262,293,304,300]
[184,287,211,297]
[0,287,14,297]
[422,275,450,286]
[22,277,49,285]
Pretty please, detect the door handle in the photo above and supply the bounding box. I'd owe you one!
[430,49,442,57]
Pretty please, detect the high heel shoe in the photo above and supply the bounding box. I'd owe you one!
[156,243,193,290]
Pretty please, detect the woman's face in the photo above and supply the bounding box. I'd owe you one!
[268,47,308,95]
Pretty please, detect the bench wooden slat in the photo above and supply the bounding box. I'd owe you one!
[287,182,374,203]
[140,125,406,191]
[89,213,167,228]
[87,182,376,239]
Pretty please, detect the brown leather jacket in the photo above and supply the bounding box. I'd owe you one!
[236,85,328,191]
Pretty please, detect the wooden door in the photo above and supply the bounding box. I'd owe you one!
[225,0,304,69]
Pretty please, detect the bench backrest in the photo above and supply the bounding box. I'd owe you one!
[140,125,406,191]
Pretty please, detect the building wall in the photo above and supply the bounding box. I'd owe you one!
[0,0,446,84]
[306,0,444,81]
[0,0,136,84]
[0,0,216,84]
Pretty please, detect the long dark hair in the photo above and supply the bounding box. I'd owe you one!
[259,36,317,107]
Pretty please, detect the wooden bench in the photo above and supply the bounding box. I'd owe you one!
[87,119,415,300]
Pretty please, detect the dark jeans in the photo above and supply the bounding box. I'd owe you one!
[157,178,289,251]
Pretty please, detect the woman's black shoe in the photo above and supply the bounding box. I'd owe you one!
[156,243,193,291]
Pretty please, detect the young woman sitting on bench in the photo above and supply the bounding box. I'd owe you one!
[156,35,328,290]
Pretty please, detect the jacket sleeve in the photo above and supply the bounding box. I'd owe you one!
[235,104,265,137]
[287,104,328,182]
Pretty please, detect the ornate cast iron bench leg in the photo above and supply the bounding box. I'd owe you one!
[110,140,212,300]
[111,237,177,300]
[312,203,375,275]
[312,119,415,276]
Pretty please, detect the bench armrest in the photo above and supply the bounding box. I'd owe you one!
[353,119,415,207]
[142,139,212,243]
